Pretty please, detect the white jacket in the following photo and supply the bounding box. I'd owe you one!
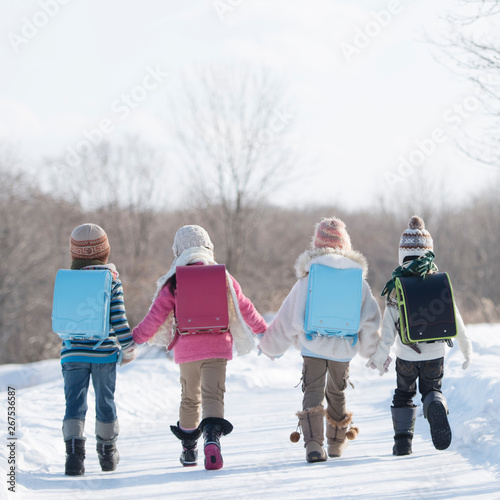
[259,247,382,362]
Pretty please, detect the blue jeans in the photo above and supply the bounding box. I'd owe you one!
[62,362,117,424]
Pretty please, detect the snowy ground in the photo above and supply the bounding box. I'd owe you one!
[1,323,499,500]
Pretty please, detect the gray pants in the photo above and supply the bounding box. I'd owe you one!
[302,356,350,421]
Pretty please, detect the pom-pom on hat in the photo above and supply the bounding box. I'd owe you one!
[172,225,214,258]
[313,217,352,252]
[70,223,110,261]
[399,215,433,265]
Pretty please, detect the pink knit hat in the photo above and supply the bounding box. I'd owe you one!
[70,223,110,261]
[313,217,352,251]
[399,215,433,265]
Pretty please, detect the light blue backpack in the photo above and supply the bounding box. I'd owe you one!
[52,269,113,348]
[304,264,363,345]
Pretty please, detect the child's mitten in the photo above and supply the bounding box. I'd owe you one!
[462,355,471,370]
[119,342,137,366]
[367,347,391,376]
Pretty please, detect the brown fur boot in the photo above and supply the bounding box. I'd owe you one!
[296,406,328,463]
[326,411,358,458]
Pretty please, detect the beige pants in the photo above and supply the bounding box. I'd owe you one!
[302,356,350,422]
[179,358,227,429]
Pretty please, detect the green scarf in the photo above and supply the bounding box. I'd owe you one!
[71,259,106,270]
[381,251,438,297]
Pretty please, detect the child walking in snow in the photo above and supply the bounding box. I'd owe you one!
[60,223,137,476]
[368,215,472,456]
[132,225,267,470]
[259,217,382,463]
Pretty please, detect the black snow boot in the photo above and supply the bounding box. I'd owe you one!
[424,392,452,451]
[393,434,413,456]
[391,406,417,456]
[170,423,202,467]
[96,438,120,472]
[65,438,86,476]
[199,417,233,470]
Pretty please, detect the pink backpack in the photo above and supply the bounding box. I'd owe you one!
[175,264,229,334]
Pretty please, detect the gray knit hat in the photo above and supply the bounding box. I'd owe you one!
[70,223,110,260]
[172,225,214,258]
[399,215,433,265]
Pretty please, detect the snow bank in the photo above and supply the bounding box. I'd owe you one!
[445,324,500,468]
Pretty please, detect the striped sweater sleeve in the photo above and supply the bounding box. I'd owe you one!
[110,278,133,348]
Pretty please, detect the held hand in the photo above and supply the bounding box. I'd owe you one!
[462,356,471,370]
[119,342,138,366]
[257,346,279,361]
[383,356,392,373]
[367,355,392,376]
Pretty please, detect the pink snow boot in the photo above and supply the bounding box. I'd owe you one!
[200,417,233,470]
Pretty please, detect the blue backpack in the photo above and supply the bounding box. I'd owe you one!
[52,269,113,348]
[304,264,363,345]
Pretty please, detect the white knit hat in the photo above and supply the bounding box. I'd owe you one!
[172,225,214,258]
[70,223,110,261]
[399,215,433,265]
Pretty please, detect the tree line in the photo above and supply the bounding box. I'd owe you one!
[1,151,499,364]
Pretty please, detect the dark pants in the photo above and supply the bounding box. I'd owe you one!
[392,357,444,408]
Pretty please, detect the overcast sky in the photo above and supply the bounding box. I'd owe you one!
[1,0,498,210]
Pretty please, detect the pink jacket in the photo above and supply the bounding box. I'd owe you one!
[133,270,266,364]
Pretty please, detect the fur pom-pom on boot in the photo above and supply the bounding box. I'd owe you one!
[346,425,359,440]
[290,421,301,443]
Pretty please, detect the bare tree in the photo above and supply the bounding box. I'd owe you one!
[169,64,297,274]
[0,151,83,363]
[46,137,169,265]
[437,0,500,164]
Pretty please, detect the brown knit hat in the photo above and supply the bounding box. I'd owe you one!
[399,215,433,265]
[313,217,352,252]
[70,223,110,261]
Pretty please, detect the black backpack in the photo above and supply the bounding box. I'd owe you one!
[395,272,457,349]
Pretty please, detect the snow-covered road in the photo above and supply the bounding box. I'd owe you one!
[1,324,499,499]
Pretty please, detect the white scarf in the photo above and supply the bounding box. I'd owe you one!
[146,247,255,355]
